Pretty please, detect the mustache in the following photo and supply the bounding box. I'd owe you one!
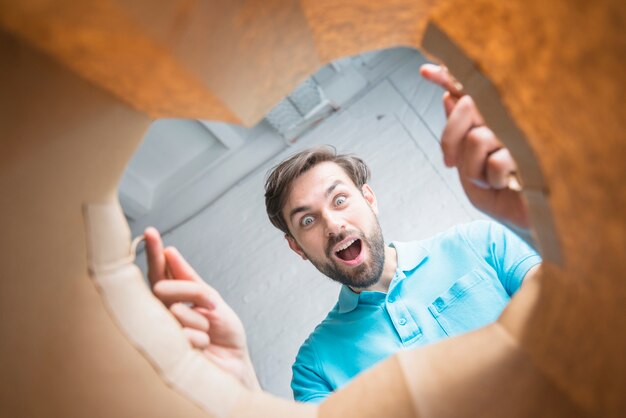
[325,230,365,257]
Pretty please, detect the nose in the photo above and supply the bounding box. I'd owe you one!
[323,209,345,237]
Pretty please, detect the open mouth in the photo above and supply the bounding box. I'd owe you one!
[335,238,362,262]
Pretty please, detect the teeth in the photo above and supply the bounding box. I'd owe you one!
[336,238,357,252]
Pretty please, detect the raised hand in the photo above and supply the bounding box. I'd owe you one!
[420,64,530,232]
[144,227,260,390]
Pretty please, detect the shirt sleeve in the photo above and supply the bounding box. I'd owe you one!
[462,220,542,295]
[291,341,332,403]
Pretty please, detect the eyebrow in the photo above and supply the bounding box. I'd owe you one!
[288,180,346,223]
[325,180,344,198]
[289,205,310,223]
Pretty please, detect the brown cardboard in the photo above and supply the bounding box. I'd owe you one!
[427,1,626,415]
[0,29,214,418]
[1,0,624,417]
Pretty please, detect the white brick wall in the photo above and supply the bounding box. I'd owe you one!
[135,48,486,398]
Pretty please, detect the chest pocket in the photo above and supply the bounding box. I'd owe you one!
[428,270,509,336]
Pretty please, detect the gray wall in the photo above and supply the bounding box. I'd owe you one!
[135,48,486,398]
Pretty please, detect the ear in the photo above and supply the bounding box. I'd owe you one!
[285,234,308,260]
[361,183,379,215]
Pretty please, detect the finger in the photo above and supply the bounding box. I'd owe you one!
[182,327,210,349]
[164,246,205,285]
[507,173,523,192]
[441,96,484,167]
[486,148,518,189]
[194,306,213,318]
[459,126,502,188]
[443,91,458,118]
[152,280,216,309]
[420,64,464,97]
[144,227,168,286]
[170,303,210,332]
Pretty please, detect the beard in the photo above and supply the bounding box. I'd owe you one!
[304,218,385,289]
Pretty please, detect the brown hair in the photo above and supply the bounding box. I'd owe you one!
[264,146,371,235]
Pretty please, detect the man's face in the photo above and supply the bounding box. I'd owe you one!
[282,161,385,289]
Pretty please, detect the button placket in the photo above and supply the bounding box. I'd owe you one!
[387,270,402,304]
[391,301,419,342]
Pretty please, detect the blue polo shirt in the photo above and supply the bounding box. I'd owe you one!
[291,220,541,403]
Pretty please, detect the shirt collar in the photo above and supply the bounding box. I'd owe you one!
[337,285,359,313]
[337,241,429,313]
[389,240,429,272]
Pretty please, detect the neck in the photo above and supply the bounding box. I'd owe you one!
[351,246,397,294]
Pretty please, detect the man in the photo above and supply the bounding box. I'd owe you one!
[144,64,541,402]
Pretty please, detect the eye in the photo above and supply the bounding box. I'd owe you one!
[300,215,314,227]
[334,195,347,206]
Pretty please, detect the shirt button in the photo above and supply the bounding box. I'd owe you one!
[398,318,407,326]
[388,296,395,303]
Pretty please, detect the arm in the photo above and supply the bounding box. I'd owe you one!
[462,220,541,295]
[520,263,541,288]
[419,67,543,290]
[420,64,535,247]
[144,227,261,391]
[291,343,333,403]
